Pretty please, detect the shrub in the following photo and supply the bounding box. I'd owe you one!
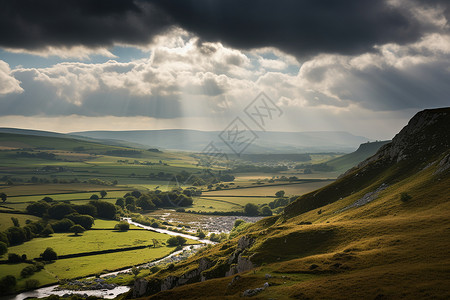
[25,279,40,290]
[150,266,160,274]
[166,236,187,247]
[400,192,412,202]
[41,247,57,261]
[244,203,259,216]
[260,206,273,216]
[0,241,7,256]
[114,221,130,231]
[21,265,37,278]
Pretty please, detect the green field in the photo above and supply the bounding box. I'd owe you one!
[7,229,185,259]
[202,181,332,197]
[0,263,57,291]
[0,212,41,231]
[45,246,174,279]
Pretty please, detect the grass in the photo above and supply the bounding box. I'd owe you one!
[0,263,57,292]
[0,212,40,231]
[7,230,174,259]
[45,246,174,279]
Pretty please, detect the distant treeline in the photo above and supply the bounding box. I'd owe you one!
[15,151,57,160]
[232,165,288,173]
[241,153,311,163]
[103,149,142,157]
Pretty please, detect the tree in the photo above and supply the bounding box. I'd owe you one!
[90,194,99,200]
[137,195,156,211]
[0,275,16,293]
[72,204,97,217]
[26,202,50,217]
[41,196,54,203]
[41,225,54,237]
[166,236,186,247]
[244,203,259,216]
[48,203,75,220]
[51,218,75,233]
[100,190,107,198]
[5,227,27,245]
[131,266,140,278]
[41,247,57,261]
[0,241,7,256]
[66,213,94,230]
[8,253,22,263]
[70,224,85,236]
[0,193,6,203]
[11,217,20,227]
[89,200,116,219]
[275,190,285,198]
[115,198,125,208]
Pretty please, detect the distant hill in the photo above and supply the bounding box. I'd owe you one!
[70,129,371,153]
[327,140,391,173]
[0,127,149,149]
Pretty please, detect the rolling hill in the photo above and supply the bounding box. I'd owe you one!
[70,129,371,154]
[129,107,450,299]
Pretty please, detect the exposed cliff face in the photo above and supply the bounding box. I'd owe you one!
[348,108,450,174]
[283,108,450,219]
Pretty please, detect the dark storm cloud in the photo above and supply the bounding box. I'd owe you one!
[0,0,173,49]
[0,0,448,57]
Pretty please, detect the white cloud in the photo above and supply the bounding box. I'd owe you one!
[0,60,23,95]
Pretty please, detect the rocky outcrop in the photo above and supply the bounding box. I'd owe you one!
[132,236,258,298]
[344,108,450,177]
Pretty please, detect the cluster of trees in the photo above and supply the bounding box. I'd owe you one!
[15,151,57,160]
[27,198,116,220]
[103,149,142,157]
[1,219,47,246]
[232,165,288,173]
[115,190,194,212]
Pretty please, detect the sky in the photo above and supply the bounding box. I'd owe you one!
[0,0,449,140]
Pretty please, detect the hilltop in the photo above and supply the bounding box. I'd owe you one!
[131,107,450,299]
[326,140,390,174]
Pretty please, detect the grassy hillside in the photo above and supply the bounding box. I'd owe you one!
[130,108,450,299]
[326,140,390,173]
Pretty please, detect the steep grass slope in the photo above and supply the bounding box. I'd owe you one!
[131,108,450,300]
